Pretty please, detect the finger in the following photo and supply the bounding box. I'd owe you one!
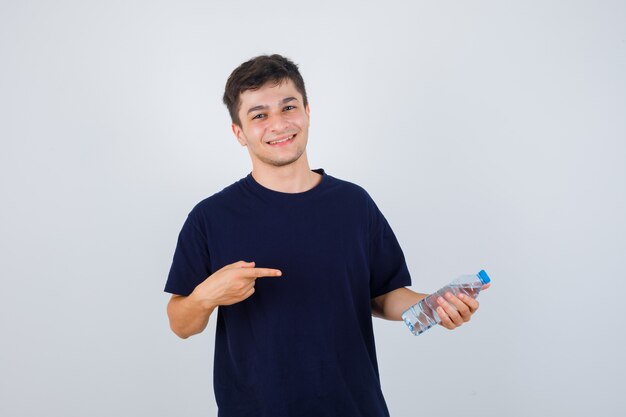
[220,260,255,271]
[436,306,455,330]
[482,283,491,290]
[458,293,480,315]
[438,295,464,327]
[245,268,283,279]
[242,286,255,300]
[444,292,472,321]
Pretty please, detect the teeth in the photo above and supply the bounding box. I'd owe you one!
[269,135,293,145]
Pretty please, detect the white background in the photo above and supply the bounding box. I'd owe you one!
[1,1,625,416]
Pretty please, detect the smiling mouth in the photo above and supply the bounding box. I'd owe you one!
[267,134,296,145]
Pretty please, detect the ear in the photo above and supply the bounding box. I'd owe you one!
[231,123,247,147]
[305,103,311,127]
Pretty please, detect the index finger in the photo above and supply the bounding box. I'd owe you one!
[243,268,283,279]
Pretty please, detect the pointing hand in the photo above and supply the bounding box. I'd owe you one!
[192,260,282,309]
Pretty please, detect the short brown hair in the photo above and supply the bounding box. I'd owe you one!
[223,54,308,127]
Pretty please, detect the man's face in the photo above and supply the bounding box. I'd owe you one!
[232,79,310,169]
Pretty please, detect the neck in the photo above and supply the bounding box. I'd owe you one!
[250,154,321,193]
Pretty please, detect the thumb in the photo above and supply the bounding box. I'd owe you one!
[221,260,255,271]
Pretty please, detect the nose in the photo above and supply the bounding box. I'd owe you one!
[269,112,291,133]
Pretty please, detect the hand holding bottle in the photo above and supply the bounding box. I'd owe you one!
[402,270,492,335]
[435,282,490,330]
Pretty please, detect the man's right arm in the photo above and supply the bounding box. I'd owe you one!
[167,293,216,339]
[166,260,283,339]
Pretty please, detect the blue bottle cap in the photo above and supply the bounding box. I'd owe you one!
[478,270,491,284]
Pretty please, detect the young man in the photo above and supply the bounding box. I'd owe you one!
[164,54,488,416]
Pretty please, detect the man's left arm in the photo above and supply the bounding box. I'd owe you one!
[371,285,490,330]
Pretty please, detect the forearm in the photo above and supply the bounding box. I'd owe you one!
[371,288,428,321]
[167,292,216,339]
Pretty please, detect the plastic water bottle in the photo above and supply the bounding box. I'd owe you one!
[401,270,491,335]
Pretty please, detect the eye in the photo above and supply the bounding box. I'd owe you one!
[283,105,296,111]
[252,113,266,120]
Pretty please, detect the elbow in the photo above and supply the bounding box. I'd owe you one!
[168,316,199,339]
[167,300,192,339]
[168,320,189,339]
[171,326,191,339]
[166,293,210,339]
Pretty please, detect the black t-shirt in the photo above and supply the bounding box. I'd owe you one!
[165,168,412,417]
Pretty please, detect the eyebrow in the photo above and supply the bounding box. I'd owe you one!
[246,97,299,115]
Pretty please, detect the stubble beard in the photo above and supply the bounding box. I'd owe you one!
[260,144,306,167]
[252,133,307,167]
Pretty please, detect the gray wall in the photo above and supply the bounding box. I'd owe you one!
[1,1,624,416]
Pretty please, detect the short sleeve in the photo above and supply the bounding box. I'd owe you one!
[164,211,212,296]
[367,195,412,298]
